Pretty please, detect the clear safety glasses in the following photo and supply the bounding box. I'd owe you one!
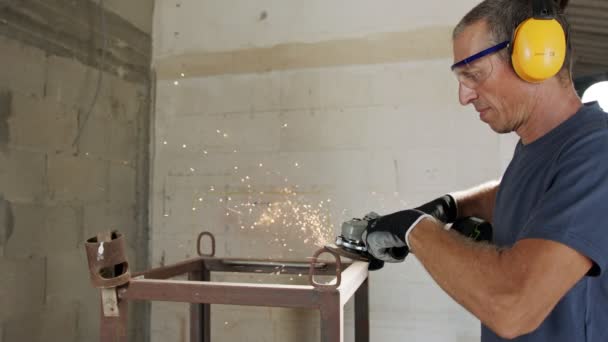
[451,41,510,89]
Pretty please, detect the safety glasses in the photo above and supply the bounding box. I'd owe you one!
[451,40,510,89]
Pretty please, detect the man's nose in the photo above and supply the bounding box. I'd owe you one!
[458,83,478,105]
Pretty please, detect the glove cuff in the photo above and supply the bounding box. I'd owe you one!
[404,213,433,249]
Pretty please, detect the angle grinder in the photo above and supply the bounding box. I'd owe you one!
[326,212,492,270]
[324,212,391,270]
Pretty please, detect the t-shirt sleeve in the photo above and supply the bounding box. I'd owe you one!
[517,130,608,276]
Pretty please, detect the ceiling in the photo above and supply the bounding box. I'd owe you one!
[565,0,608,78]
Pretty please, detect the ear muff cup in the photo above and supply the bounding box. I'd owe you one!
[511,17,566,83]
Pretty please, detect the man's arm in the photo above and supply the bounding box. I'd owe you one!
[409,218,592,339]
[451,180,500,223]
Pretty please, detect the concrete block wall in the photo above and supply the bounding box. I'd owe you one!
[0,1,153,341]
[152,2,519,342]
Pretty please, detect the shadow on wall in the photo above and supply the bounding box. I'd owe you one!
[0,194,15,247]
[0,90,11,147]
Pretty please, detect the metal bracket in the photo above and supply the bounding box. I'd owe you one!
[98,232,119,317]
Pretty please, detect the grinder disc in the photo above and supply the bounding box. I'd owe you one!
[324,243,370,262]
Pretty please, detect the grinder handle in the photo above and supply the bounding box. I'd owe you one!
[451,216,493,242]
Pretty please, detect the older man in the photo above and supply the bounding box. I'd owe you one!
[365,0,608,341]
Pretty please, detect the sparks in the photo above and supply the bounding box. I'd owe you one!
[250,187,334,248]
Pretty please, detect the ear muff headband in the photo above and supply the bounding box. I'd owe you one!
[511,0,567,82]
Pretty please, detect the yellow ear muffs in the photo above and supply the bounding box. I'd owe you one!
[511,17,566,83]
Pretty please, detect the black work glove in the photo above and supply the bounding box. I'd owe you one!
[451,216,493,242]
[365,209,432,263]
[415,194,458,223]
[417,195,493,242]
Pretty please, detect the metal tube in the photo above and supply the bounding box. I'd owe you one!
[134,257,339,279]
[320,291,343,342]
[221,260,327,269]
[337,262,368,306]
[188,266,211,342]
[99,295,128,342]
[203,258,338,276]
[120,278,320,309]
[133,257,206,279]
[354,278,369,342]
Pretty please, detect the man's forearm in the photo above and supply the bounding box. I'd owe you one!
[451,180,500,223]
[408,218,526,338]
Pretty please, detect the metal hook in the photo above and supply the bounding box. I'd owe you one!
[309,247,341,290]
[197,231,216,257]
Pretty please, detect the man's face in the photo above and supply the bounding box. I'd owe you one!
[452,20,534,134]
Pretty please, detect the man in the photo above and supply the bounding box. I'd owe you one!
[365,0,608,341]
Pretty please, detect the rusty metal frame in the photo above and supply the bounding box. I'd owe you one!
[87,232,370,342]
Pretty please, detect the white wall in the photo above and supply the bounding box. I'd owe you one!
[151,1,518,341]
[155,0,484,56]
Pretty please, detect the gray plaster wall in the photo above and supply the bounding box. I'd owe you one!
[0,1,153,341]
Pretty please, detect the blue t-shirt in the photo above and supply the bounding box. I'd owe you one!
[486,102,608,342]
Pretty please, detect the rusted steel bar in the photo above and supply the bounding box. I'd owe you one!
[337,261,368,306]
[319,291,343,342]
[204,258,340,276]
[133,256,207,279]
[201,267,211,342]
[119,278,320,309]
[189,265,211,342]
[134,257,340,279]
[354,278,369,342]
[100,295,128,342]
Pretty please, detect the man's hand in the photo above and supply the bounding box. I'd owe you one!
[365,209,432,262]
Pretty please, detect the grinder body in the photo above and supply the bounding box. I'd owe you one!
[328,213,492,269]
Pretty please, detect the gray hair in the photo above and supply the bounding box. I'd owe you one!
[453,0,572,80]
